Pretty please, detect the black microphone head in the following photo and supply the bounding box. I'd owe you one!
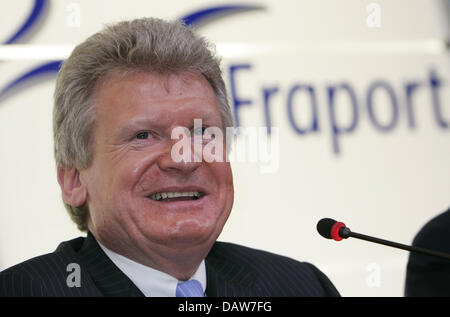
[317,218,338,239]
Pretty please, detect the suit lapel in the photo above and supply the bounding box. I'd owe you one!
[77,232,144,297]
[205,243,261,297]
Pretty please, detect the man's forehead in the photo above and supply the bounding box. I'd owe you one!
[90,69,221,128]
[94,70,213,99]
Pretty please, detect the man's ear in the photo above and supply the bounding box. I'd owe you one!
[57,166,87,207]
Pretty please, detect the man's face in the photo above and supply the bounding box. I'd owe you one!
[80,71,234,258]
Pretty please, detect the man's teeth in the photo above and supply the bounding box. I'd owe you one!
[149,192,202,201]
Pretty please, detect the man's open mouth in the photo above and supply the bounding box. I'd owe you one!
[148,191,205,202]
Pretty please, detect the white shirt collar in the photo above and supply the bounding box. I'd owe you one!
[97,241,206,297]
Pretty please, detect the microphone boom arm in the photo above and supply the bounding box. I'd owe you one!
[340,227,450,261]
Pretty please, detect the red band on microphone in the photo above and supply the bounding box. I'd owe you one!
[331,222,346,241]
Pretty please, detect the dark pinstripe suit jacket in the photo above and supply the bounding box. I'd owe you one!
[0,232,339,296]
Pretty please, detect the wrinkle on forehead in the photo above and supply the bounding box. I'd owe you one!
[93,70,211,100]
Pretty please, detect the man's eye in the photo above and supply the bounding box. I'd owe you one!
[135,132,149,140]
[193,127,206,136]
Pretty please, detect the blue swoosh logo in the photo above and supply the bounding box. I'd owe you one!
[0,0,55,101]
[0,60,62,101]
[179,4,264,27]
[0,3,265,102]
[3,0,48,44]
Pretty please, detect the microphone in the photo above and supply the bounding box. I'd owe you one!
[317,218,450,261]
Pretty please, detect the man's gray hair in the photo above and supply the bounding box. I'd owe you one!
[53,18,234,231]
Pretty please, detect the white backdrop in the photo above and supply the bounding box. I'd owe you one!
[0,0,449,296]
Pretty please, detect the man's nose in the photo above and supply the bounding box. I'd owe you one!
[156,140,202,175]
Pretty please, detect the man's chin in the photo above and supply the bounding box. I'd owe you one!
[141,222,219,249]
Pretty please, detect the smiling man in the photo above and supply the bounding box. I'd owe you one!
[78,70,233,282]
[0,18,339,297]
